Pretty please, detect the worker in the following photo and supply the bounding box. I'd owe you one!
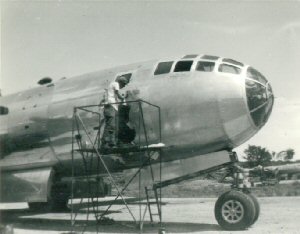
[102,76,129,148]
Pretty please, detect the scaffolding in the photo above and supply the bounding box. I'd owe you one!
[70,100,164,233]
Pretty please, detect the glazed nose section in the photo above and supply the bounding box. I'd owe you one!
[245,67,274,128]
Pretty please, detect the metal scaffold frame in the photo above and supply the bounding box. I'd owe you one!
[70,100,164,233]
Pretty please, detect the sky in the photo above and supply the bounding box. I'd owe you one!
[1,1,300,159]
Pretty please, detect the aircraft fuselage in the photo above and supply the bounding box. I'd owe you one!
[0,54,274,202]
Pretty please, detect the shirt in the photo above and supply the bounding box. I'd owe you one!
[107,81,120,110]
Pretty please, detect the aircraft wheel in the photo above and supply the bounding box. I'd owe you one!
[214,190,255,230]
[247,193,260,225]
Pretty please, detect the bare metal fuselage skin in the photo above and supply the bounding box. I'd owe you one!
[0,55,274,202]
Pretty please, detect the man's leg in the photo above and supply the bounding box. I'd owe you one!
[117,105,136,146]
[103,105,117,147]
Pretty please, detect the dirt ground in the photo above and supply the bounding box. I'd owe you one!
[1,196,300,234]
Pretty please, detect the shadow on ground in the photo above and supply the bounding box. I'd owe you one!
[0,198,221,233]
[71,197,167,211]
[1,214,221,233]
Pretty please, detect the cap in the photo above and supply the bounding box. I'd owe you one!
[117,76,129,84]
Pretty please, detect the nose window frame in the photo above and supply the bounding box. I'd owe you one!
[196,61,215,72]
[247,67,268,85]
[218,63,242,75]
[245,78,274,127]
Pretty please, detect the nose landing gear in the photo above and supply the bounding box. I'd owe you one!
[214,163,260,230]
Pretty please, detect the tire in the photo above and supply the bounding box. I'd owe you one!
[247,193,260,225]
[214,190,256,230]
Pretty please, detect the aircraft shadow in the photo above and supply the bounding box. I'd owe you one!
[0,214,221,233]
[0,197,221,233]
[71,197,167,211]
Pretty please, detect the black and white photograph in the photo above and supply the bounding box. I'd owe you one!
[0,1,300,234]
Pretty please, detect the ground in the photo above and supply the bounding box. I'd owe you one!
[1,196,300,234]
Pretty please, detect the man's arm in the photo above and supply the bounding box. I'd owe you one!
[115,90,125,101]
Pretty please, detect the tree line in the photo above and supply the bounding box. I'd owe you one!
[243,145,295,167]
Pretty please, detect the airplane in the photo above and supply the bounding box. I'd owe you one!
[0,54,274,230]
[255,163,300,181]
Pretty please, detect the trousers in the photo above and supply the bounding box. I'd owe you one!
[103,105,118,146]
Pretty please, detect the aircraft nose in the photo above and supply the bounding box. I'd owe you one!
[245,67,274,128]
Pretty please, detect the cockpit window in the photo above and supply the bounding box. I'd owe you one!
[196,61,215,72]
[154,61,174,75]
[201,55,219,60]
[182,54,198,59]
[222,58,244,67]
[245,80,268,111]
[247,67,268,85]
[245,79,273,127]
[218,64,241,75]
[174,60,193,72]
[245,67,273,128]
[0,106,9,115]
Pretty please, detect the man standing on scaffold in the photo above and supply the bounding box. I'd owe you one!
[102,75,130,148]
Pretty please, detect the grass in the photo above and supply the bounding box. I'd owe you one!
[122,179,300,198]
